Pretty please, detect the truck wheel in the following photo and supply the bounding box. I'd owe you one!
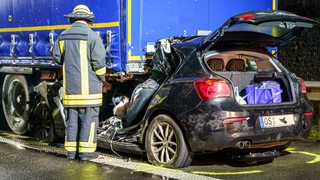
[2,75,31,134]
[30,101,54,143]
[0,74,9,130]
[145,114,193,168]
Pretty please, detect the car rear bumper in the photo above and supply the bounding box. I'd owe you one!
[182,99,312,152]
[188,123,310,152]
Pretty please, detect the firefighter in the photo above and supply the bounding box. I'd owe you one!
[53,4,106,160]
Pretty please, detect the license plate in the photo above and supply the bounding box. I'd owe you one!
[259,114,295,128]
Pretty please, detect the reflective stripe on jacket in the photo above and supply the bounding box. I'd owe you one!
[53,22,106,107]
[65,121,97,153]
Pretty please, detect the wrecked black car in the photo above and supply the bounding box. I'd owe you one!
[33,10,316,168]
[96,10,316,168]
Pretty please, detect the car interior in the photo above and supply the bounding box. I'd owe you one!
[226,58,246,71]
[207,58,224,71]
[204,50,292,103]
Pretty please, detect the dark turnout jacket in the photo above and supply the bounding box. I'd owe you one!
[53,22,106,107]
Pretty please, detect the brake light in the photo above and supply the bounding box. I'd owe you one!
[300,79,307,94]
[194,78,231,101]
[234,13,257,20]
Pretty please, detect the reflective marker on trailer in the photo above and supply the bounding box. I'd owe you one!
[304,112,313,117]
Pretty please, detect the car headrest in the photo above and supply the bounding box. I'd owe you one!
[226,58,245,71]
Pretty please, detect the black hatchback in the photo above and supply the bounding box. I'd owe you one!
[98,10,316,168]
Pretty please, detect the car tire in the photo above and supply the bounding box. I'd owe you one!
[2,75,32,134]
[145,114,193,168]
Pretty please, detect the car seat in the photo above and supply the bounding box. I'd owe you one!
[246,60,258,71]
[207,58,224,71]
[226,58,245,71]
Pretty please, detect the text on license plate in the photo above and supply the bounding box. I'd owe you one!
[259,114,295,128]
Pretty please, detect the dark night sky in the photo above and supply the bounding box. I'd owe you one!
[279,0,320,17]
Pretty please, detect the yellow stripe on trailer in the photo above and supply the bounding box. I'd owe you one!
[0,22,119,32]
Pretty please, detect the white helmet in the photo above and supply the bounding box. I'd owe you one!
[64,4,95,23]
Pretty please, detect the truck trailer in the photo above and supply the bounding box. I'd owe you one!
[2,0,307,168]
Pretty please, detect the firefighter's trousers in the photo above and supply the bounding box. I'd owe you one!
[64,107,99,154]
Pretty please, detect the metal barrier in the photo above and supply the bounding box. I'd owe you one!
[305,81,320,130]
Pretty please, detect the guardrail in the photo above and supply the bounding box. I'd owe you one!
[305,81,320,131]
[305,81,320,101]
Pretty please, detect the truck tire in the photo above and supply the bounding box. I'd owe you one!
[145,114,193,168]
[2,75,32,134]
[0,74,9,130]
[29,100,55,143]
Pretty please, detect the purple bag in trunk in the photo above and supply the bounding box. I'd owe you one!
[245,81,282,104]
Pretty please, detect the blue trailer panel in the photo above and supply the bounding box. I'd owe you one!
[0,0,276,74]
[0,0,122,71]
[126,0,276,72]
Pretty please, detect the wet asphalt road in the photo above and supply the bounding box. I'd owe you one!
[0,142,161,180]
[0,130,320,180]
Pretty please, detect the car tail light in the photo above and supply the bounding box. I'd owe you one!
[194,78,231,101]
[223,117,247,123]
[300,79,307,94]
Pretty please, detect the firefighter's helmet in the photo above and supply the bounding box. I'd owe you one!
[64,4,95,23]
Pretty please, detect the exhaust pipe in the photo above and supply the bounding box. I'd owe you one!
[236,141,245,149]
[236,140,251,149]
[244,141,251,148]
